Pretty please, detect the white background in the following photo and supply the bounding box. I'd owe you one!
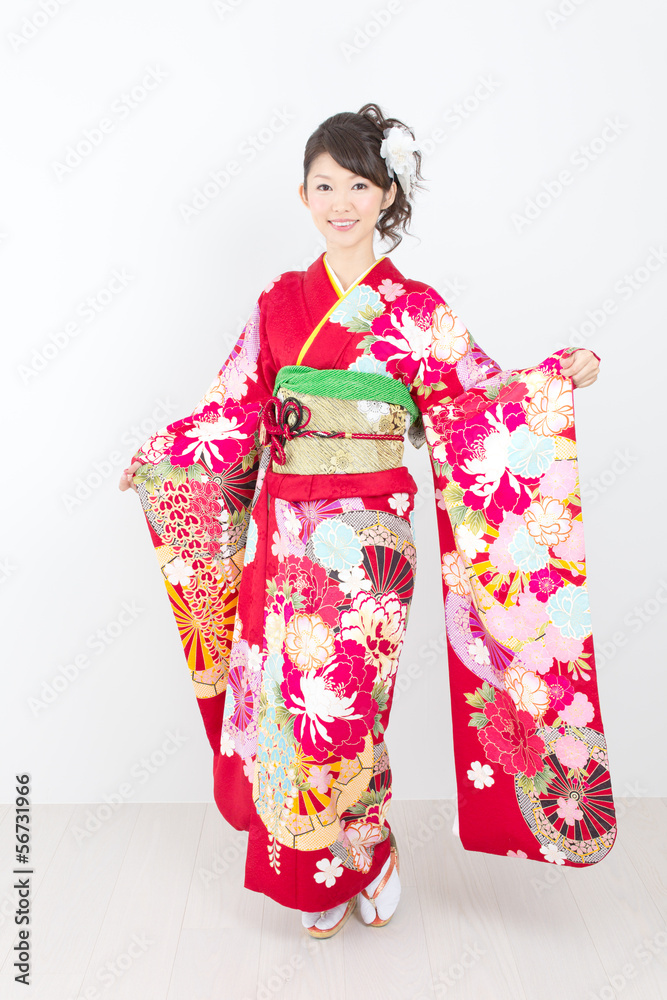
[2,0,665,804]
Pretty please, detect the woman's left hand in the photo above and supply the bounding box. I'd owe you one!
[560,348,600,388]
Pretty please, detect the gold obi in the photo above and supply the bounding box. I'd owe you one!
[271,388,408,475]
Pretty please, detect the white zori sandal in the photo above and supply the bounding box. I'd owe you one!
[358,830,401,927]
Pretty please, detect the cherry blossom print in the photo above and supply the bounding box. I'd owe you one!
[468,637,491,666]
[280,637,377,764]
[552,520,585,562]
[525,376,574,436]
[264,274,282,293]
[540,844,568,865]
[441,551,471,597]
[476,689,546,778]
[556,795,584,826]
[516,636,553,675]
[163,556,195,587]
[284,612,335,672]
[467,761,494,788]
[544,623,584,664]
[507,849,528,859]
[169,400,262,472]
[524,497,572,547]
[377,278,405,301]
[559,691,595,727]
[503,664,551,721]
[388,492,410,515]
[313,856,345,887]
[543,672,575,712]
[336,565,373,598]
[308,764,333,795]
[528,568,564,604]
[455,523,487,559]
[430,302,471,364]
[540,459,578,500]
[445,402,539,524]
[271,529,290,562]
[340,591,406,682]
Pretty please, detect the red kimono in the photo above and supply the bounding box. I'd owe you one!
[130,250,617,912]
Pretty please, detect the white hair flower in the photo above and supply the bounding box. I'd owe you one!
[380,125,419,198]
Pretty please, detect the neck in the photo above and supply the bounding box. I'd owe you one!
[324,243,378,291]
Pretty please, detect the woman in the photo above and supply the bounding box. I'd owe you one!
[119,103,614,939]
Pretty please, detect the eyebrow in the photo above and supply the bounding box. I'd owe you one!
[311,173,363,180]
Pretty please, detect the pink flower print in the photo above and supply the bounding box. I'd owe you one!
[169,400,260,471]
[476,689,546,778]
[543,672,575,712]
[281,638,377,764]
[529,568,564,604]
[554,733,589,768]
[507,849,528,859]
[540,459,578,500]
[544,623,584,664]
[559,691,595,727]
[378,278,405,301]
[556,795,584,826]
[552,520,585,562]
[445,402,538,525]
[369,290,442,383]
[308,764,333,795]
[271,529,290,563]
[516,636,553,675]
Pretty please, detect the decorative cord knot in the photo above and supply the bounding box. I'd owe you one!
[259,395,312,465]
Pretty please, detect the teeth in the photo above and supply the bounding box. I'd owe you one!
[330,220,356,227]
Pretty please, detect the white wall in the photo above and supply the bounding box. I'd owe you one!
[2,0,664,803]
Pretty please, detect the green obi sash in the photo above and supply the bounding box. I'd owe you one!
[274,365,420,422]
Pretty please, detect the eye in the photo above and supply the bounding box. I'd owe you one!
[353,182,367,189]
[316,183,332,191]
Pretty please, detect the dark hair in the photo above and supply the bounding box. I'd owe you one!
[303,102,426,251]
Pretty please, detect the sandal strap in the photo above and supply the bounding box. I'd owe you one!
[360,845,398,903]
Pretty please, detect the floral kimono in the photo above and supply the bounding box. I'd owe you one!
[130,250,616,912]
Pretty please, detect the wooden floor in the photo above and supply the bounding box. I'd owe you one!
[1,798,665,1000]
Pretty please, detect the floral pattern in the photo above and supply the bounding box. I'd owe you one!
[130,250,615,915]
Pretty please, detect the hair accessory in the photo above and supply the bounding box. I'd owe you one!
[379,125,419,198]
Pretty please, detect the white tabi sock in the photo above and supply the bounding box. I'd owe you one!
[357,852,401,924]
[301,900,350,930]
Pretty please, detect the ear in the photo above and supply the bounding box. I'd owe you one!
[298,182,309,208]
[381,180,397,210]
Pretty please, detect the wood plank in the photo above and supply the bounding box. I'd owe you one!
[7,804,140,998]
[484,842,612,999]
[75,803,205,1000]
[615,797,667,922]
[407,799,528,999]
[168,804,263,999]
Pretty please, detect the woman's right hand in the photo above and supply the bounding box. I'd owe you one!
[118,460,142,493]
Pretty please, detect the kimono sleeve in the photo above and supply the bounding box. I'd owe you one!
[129,295,274,755]
[407,289,617,867]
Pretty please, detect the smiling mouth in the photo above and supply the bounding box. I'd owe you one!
[329,219,358,229]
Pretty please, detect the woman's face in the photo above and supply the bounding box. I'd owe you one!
[299,151,396,251]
